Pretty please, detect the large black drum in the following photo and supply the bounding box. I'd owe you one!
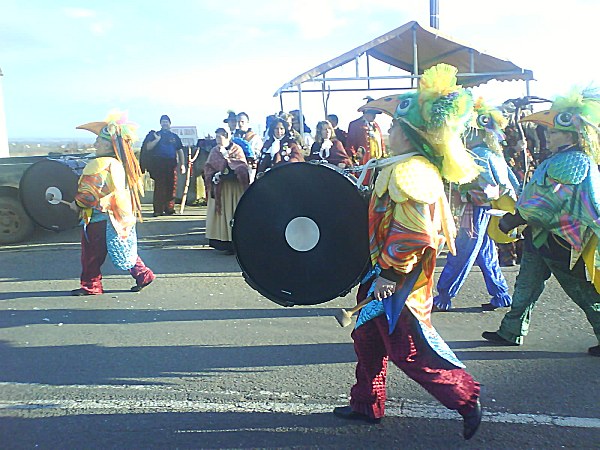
[232,162,370,307]
[19,156,89,231]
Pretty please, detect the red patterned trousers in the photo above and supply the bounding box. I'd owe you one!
[349,310,480,419]
[80,220,155,294]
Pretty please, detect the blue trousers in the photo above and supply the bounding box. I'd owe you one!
[434,205,512,310]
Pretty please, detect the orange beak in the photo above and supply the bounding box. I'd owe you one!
[519,110,557,128]
[358,96,399,118]
[76,121,108,136]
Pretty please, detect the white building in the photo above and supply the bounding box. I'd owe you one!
[0,68,8,157]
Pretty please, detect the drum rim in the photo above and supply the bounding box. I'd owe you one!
[232,162,370,306]
[19,157,83,231]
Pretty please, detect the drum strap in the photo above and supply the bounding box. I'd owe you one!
[355,152,420,186]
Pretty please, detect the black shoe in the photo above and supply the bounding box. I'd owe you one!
[152,212,162,217]
[588,345,600,357]
[71,288,96,296]
[481,331,520,346]
[462,399,482,440]
[163,209,176,216]
[481,303,498,311]
[333,405,381,424]
[131,278,154,292]
[432,305,450,312]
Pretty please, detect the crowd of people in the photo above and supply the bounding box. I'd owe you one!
[67,62,600,440]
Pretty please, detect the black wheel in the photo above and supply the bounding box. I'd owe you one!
[0,195,35,244]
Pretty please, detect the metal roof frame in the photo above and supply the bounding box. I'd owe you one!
[274,21,534,117]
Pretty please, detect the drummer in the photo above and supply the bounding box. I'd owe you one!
[306,120,351,169]
[333,64,483,440]
[70,111,155,295]
[255,117,304,178]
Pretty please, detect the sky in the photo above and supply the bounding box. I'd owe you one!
[1,0,599,141]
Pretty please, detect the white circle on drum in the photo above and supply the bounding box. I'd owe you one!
[45,186,63,204]
[285,216,320,252]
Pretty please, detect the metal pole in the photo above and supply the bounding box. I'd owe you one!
[412,24,418,88]
[430,0,439,29]
[298,85,304,141]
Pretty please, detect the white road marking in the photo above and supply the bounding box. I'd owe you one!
[0,394,598,429]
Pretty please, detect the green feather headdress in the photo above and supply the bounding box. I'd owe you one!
[522,86,600,163]
[360,63,480,184]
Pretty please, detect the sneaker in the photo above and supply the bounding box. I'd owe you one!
[481,331,520,346]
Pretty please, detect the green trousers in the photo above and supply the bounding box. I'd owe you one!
[497,248,600,345]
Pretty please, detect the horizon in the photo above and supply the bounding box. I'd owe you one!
[1,1,599,143]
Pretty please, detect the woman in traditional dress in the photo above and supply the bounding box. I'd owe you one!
[306,120,352,169]
[203,128,250,254]
[255,117,304,178]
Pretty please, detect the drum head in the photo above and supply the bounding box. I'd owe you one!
[233,163,370,306]
[19,158,83,231]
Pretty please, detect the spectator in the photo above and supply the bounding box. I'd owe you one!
[326,113,348,150]
[256,117,304,178]
[290,109,315,154]
[306,120,351,169]
[143,115,185,216]
[203,128,250,254]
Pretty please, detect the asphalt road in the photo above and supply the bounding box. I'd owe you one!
[0,205,599,449]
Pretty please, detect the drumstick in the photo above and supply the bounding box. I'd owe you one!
[45,192,71,206]
[334,296,373,327]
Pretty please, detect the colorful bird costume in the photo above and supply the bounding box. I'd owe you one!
[73,111,154,295]
[484,87,600,355]
[335,64,481,435]
[434,97,520,311]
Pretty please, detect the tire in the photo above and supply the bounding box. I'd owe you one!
[0,195,35,244]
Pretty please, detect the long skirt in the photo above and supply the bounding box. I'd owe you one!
[205,178,245,250]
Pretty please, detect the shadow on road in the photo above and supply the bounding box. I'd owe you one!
[0,339,357,385]
[0,307,341,327]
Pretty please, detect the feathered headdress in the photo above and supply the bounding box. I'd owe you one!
[359,63,480,184]
[471,96,509,154]
[520,86,600,163]
[76,110,144,220]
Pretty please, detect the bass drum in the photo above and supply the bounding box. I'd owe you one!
[232,162,370,307]
[19,156,89,232]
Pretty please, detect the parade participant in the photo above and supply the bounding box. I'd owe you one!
[306,120,352,168]
[346,98,386,165]
[143,115,185,217]
[433,97,520,311]
[255,117,304,178]
[333,64,482,440]
[70,111,155,295]
[482,87,600,357]
[203,128,250,254]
